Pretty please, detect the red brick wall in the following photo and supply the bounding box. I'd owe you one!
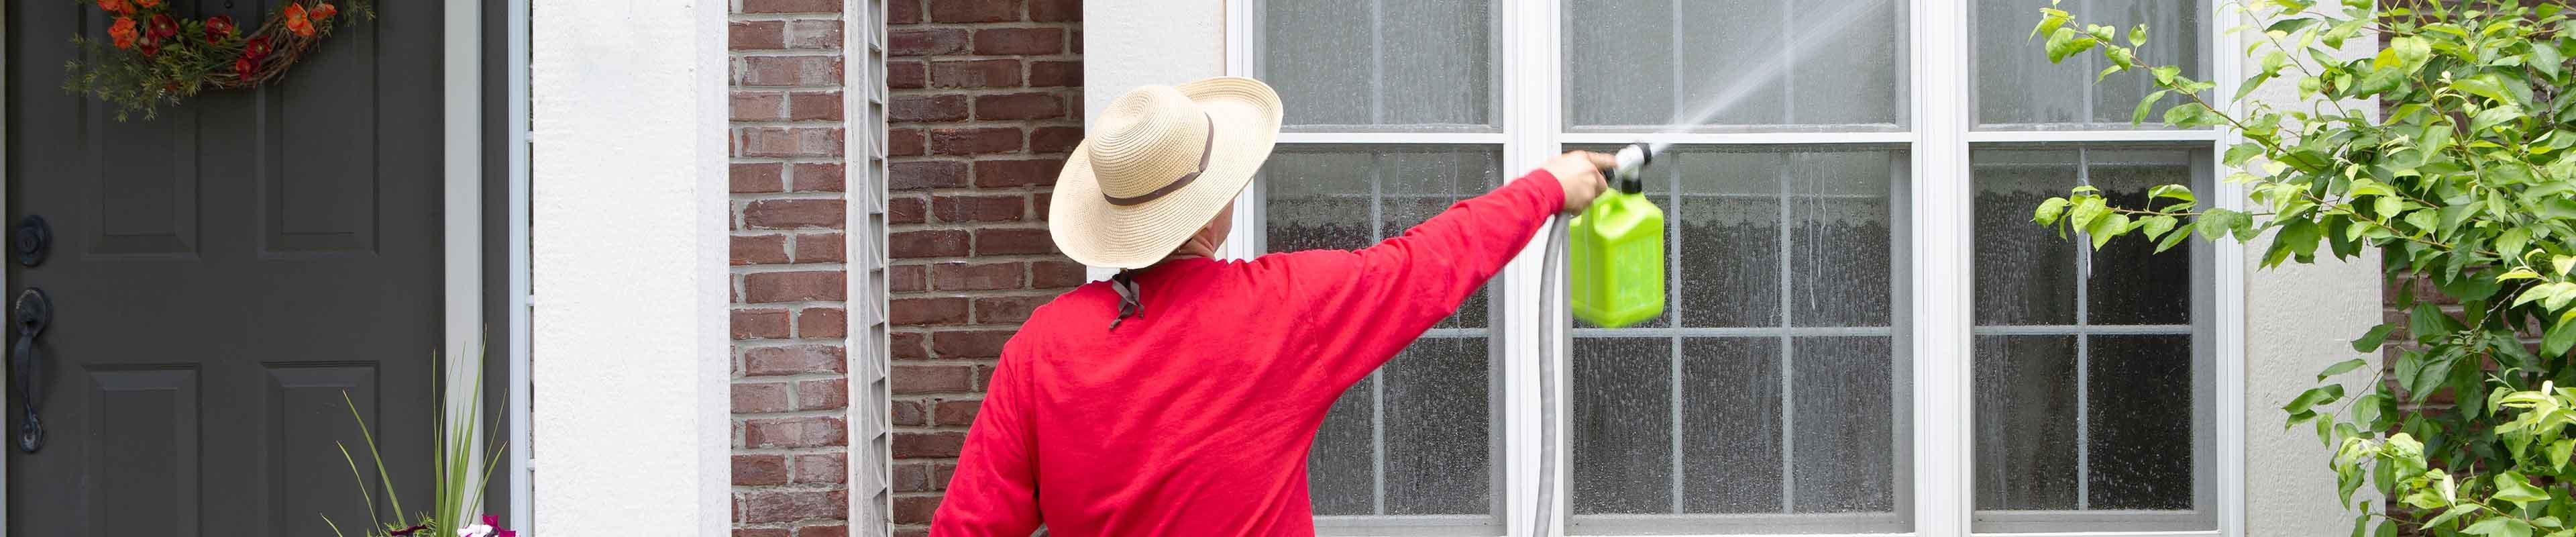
[731,0,857,535]
[884,0,1083,533]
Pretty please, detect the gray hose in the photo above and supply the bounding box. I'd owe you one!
[1530,213,1566,537]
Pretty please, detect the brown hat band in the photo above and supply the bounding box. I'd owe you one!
[1101,113,1215,207]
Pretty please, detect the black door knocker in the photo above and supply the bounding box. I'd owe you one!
[15,215,49,268]
[13,287,50,453]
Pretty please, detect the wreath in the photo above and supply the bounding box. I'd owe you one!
[63,0,376,120]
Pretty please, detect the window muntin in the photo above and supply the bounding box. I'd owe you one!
[1264,146,1507,526]
[1567,146,1912,534]
[1969,146,2214,532]
[1563,0,1909,132]
[1238,0,2227,534]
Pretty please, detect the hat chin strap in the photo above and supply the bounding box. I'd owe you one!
[1100,113,1214,207]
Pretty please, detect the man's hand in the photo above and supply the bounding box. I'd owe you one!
[1542,150,1616,214]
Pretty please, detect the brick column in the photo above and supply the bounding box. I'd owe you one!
[884,0,1083,534]
[731,0,856,535]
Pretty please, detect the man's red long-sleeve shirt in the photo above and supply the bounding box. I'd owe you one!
[930,169,1566,536]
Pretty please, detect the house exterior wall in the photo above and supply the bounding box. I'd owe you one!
[727,0,873,535]
[879,0,1085,534]
[531,0,733,533]
[2239,4,2377,533]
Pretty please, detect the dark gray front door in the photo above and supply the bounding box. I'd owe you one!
[4,1,443,534]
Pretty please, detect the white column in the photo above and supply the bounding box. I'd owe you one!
[529,0,733,533]
[1911,0,1973,534]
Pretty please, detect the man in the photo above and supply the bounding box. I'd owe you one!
[932,77,1614,536]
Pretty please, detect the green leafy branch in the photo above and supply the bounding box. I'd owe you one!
[2030,0,2576,535]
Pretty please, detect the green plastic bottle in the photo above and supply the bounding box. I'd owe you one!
[1568,156,1666,328]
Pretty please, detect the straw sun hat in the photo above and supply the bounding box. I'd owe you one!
[1049,77,1283,268]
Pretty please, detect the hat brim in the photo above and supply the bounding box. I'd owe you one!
[1051,77,1283,269]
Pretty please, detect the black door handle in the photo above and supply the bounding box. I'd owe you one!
[14,287,49,453]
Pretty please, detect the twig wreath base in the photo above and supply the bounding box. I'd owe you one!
[63,0,375,120]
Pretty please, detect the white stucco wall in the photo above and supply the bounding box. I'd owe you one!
[2237,5,2382,534]
[529,0,732,534]
[1081,0,1226,281]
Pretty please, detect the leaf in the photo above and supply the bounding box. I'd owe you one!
[2153,64,2182,86]
[2154,221,2194,252]
[2224,142,2265,166]
[2134,90,2169,125]
[2554,438,2575,471]
[2033,197,2072,225]
[2502,268,2544,281]
[2466,516,2536,537]
[2046,27,2098,64]
[2147,184,2195,203]
[2393,36,2432,67]
[2284,385,2347,416]
[2318,358,2369,381]
[2537,42,2565,79]
[2501,228,2532,258]
[2458,74,2517,104]
[2031,7,2072,40]
[2069,196,2109,230]
[2560,255,2576,277]
[2473,105,2526,133]
[2353,324,2398,352]
[2430,505,2484,528]
[2545,310,2576,357]
[2128,23,2148,46]
[2497,471,2551,505]
[2140,215,2180,241]
[2089,213,2131,248]
[2163,102,2220,128]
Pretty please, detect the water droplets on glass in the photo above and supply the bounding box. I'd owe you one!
[1570,146,1909,533]
[1564,0,1907,131]
[1263,146,1502,519]
[1262,0,1493,130]
[1974,0,2202,128]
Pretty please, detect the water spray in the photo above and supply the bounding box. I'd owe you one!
[1530,142,1668,536]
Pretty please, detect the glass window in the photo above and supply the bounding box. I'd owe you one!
[1259,0,1497,131]
[1568,146,1911,534]
[1974,0,2204,128]
[1264,146,1505,526]
[1970,146,2212,532]
[1564,0,1909,132]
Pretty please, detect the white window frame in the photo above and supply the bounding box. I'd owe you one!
[1220,0,2250,536]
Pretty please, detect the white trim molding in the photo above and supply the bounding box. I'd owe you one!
[529,0,733,532]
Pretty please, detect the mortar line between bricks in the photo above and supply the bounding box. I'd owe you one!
[733,409,852,420]
[733,51,849,58]
[732,263,854,273]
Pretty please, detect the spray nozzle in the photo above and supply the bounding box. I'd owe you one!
[1611,143,1652,195]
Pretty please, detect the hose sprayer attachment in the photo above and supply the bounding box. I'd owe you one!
[1611,142,1651,195]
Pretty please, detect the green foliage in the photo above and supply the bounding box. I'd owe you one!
[2033,0,2576,534]
[323,344,507,537]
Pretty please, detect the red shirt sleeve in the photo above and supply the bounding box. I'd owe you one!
[928,344,1042,536]
[1251,168,1566,393]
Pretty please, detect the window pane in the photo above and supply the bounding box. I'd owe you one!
[1260,0,1493,130]
[1564,0,1907,131]
[1263,146,1501,524]
[1571,146,1909,533]
[1974,336,2080,510]
[2089,335,2194,510]
[2088,150,2193,326]
[1970,146,2208,532]
[1975,0,2202,128]
[1972,149,2080,325]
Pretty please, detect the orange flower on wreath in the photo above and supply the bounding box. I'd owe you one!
[283,3,315,37]
[107,17,139,50]
[96,0,128,14]
[311,3,337,21]
[133,0,159,8]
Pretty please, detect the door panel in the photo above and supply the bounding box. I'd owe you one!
[5,0,444,534]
